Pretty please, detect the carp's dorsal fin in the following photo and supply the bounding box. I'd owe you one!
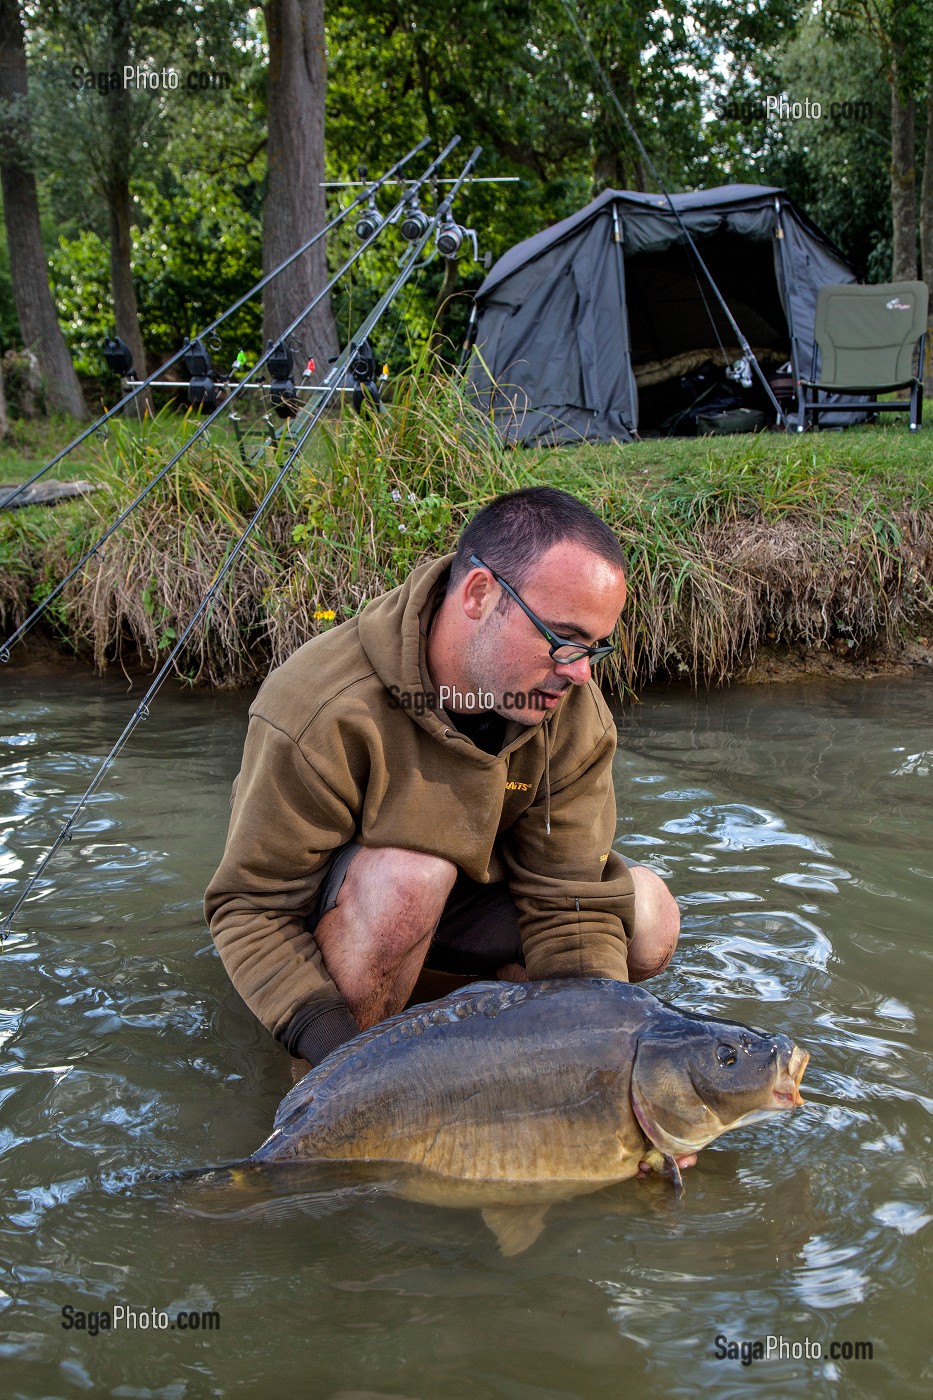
[481,1204,550,1256]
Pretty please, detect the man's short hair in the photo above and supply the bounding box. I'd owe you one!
[449,486,626,593]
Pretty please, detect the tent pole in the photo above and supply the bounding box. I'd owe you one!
[610,201,637,438]
[559,0,787,427]
[772,197,800,433]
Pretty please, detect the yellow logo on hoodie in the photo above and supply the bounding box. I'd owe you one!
[505,780,531,791]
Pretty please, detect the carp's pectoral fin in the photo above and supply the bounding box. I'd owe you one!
[481,1204,550,1256]
[664,1155,685,1197]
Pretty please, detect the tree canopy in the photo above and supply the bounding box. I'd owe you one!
[0,0,930,390]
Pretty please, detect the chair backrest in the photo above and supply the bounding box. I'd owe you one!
[814,281,929,386]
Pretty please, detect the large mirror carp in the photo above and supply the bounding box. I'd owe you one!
[238,979,808,1254]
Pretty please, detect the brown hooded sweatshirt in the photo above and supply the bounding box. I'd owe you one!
[204,555,634,1056]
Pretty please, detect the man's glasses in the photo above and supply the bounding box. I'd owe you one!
[469,554,615,666]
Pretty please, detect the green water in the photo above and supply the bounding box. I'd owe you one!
[1,664,930,1398]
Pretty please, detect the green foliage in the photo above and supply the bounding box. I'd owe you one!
[823,0,933,97]
[322,0,761,353]
[753,14,895,277]
[704,0,933,277]
[48,229,112,373]
[143,175,261,359]
[21,1,266,370]
[48,171,263,373]
[0,0,928,389]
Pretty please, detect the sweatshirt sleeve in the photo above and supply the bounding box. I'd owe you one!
[502,718,634,981]
[204,714,360,1041]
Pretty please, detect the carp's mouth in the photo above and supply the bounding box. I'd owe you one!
[770,1044,809,1109]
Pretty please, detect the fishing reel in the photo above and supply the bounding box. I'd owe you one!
[182,337,217,410]
[400,193,432,243]
[349,340,385,415]
[102,335,135,378]
[355,196,385,242]
[436,219,479,261]
[266,338,300,419]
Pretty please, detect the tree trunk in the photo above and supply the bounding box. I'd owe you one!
[592,146,624,194]
[0,358,8,438]
[890,54,917,280]
[105,1,149,413]
[920,67,933,396]
[106,173,147,387]
[262,0,337,371]
[0,0,86,418]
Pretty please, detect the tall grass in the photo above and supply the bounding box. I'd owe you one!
[535,433,932,686]
[1,380,930,689]
[6,372,525,683]
[268,359,527,661]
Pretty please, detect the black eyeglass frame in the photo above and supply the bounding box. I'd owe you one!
[468,553,615,666]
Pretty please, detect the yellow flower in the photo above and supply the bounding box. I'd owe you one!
[313,609,337,621]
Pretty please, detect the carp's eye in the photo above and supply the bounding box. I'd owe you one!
[717,1044,737,1067]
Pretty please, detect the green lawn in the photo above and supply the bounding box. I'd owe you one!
[2,409,931,492]
[0,410,253,487]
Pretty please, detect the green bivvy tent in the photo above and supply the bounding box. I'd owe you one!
[466,183,860,443]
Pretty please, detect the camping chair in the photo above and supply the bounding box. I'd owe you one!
[796,281,928,432]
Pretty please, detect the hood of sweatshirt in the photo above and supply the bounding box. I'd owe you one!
[358,554,560,830]
[357,552,548,762]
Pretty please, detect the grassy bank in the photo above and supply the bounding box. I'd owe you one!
[1,381,931,691]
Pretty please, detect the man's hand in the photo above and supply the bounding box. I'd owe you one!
[496,963,529,982]
[637,1152,697,1177]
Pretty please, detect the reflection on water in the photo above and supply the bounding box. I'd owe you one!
[1,663,931,1397]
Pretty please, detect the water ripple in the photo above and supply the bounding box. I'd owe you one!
[0,670,930,1397]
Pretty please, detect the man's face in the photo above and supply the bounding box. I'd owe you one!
[462,541,627,726]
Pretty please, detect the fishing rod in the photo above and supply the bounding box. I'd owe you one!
[0,145,482,941]
[306,143,485,422]
[0,138,463,664]
[0,137,432,513]
[558,0,786,427]
[321,176,517,187]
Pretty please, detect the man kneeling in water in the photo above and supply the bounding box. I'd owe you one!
[205,487,686,1170]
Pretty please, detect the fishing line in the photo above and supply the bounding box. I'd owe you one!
[379,277,422,370]
[557,0,786,426]
[0,138,463,663]
[0,145,483,941]
[0,138,432,513]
